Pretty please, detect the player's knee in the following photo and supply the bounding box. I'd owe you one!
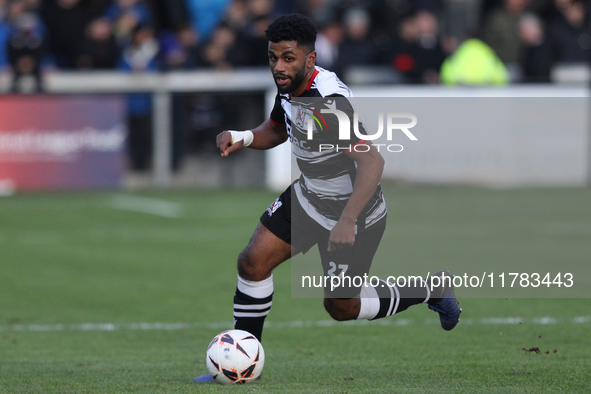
[237,248,256,279]
[237,248,268,281]
[323,298,356,321]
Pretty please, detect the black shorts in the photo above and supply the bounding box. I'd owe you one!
[260,184,387,298]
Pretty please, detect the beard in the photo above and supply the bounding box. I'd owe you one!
[275,65,307,94]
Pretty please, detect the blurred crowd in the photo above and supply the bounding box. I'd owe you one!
[0,0,590,90]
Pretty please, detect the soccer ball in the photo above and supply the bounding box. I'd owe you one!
[205,329,265,384]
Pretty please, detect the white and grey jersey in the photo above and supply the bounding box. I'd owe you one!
[270,66,387,232]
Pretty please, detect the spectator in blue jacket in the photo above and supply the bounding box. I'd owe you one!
[118,24,159,170]
[104,0,152,46]
[185,0,232,42]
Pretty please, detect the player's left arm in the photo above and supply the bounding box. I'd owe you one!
[327,143,384,252]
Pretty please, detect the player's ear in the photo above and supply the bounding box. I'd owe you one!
[307,51,316,69]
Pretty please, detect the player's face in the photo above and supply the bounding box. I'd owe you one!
[268,40,314,94]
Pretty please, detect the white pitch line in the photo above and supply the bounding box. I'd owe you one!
[111,194,181,218]
[0,316,589,333]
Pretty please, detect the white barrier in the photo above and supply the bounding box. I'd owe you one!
[265,85,591,190]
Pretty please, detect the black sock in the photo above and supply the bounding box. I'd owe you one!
[233,290,272,342]
[232,275,274,342]
[370,279,430,320]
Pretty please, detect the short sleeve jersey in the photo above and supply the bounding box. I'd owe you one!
[271,66,387,232]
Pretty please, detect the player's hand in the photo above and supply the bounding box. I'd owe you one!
[216,130,244,157]
[328,218,356,252]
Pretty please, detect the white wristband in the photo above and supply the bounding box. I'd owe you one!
[229,130,254,147]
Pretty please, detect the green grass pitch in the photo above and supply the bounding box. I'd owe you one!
[0,186,590,393]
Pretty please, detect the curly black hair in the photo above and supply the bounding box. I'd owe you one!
[265,14,317,52]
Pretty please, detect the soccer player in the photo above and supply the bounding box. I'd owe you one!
[195,14,461,383]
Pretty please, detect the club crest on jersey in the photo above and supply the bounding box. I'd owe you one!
[267,197,282,216]
[294,104,328,134]
[294,105,308,130]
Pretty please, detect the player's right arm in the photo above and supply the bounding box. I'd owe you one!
[216,119,288,157]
